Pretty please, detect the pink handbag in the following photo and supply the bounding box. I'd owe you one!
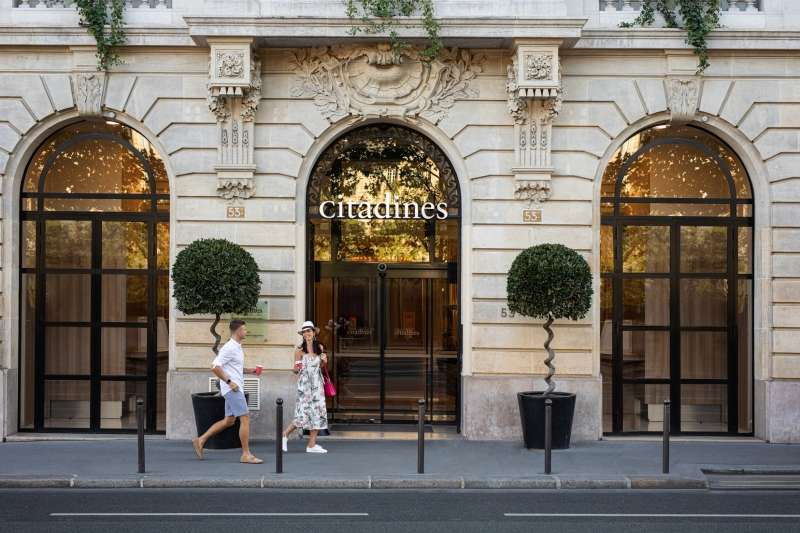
[322,366,337,397]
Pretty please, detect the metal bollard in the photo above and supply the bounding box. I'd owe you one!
[276,398,284,474]
[544,398,552,475]
[136,398,145,474]
[417,399,426,474]
[662,399,670,474]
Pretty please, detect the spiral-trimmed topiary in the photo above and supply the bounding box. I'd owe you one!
[506,243,592,395]
[172,239,261,354]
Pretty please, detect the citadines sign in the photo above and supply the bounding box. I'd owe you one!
[319,193,448,220]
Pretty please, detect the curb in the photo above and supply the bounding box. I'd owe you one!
[0,474,710,490]
[702,465,800,476]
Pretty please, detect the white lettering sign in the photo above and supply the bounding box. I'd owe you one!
[319,193,448,220]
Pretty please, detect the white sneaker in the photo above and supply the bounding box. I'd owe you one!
[306,445,328,454]
[281,436,288,453]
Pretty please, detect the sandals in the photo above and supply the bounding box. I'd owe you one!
[192,437,204,459]
[240,454,264,464]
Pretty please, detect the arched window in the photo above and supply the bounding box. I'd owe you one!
[600,125,753,435]
[20,121,170,433]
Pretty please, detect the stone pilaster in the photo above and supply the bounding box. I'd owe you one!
[506,42,562,205]
[207,38,261,203]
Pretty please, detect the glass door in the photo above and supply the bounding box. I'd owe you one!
[28,214,167,432]
[314,263,458,424]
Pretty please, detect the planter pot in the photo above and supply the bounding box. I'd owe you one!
[517,391,576,450]
[191,391,249,450]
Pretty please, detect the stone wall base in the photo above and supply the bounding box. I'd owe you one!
[765,379,800,443]
[1,368,17,440]
[461,374,602,442]
[166,369,296,440]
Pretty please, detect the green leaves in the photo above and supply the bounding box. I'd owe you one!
[344,0,442,60]
[75,0,127,71]
[171,239,261,318]
[506,244,592,322]
[620,0,720,74]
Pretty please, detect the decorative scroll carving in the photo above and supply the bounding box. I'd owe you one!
[290,45,485,124]
[73,72,105,117]
[207,39,261,203]
[666,77,700,125]
[506,43,562,204]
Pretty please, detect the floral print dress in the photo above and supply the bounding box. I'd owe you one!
[293,353,328,431]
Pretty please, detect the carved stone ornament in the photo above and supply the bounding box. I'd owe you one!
[217,173,256,202]
[216,51,245,78]
[666,77,700,124]
[73,72,105,117]
[206,39,261,203]
[514,180,551,205]
[506,43,563,202]
[526,54,553,81]
[290,44,485,124]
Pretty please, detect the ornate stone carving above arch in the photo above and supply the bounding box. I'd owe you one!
[289,45,485,124]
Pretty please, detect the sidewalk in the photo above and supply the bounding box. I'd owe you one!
[1,437,798,489]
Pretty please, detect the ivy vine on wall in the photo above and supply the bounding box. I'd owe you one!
[344,0,443,60]
[621,0,721,73]
[75,0,127,71]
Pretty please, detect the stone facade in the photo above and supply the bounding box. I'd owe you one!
[1,0,799,442]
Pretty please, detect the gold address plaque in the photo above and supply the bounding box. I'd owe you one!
[522,209,542,223]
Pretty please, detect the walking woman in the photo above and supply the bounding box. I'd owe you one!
[282,321,329,454]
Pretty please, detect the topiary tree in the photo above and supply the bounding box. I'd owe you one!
[172,239,261,355]
[507,243,592,395]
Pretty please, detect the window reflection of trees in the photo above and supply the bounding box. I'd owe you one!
[311,126,459,264]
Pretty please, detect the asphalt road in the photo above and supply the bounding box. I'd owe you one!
[1,489,799,533]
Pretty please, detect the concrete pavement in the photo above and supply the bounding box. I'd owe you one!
[0,438,798,490]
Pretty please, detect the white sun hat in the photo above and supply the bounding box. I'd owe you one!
[297,320,320,335]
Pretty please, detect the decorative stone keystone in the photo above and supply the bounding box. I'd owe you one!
[73,71,105,117]
[666,77,700,125]
[506,43,562,205]
[207,38,261,203]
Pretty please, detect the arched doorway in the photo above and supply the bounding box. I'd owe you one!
[600,125,753,434]
[19,121,170,433]
[306,124,461,426]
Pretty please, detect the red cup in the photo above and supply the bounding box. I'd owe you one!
[254,365,263,376]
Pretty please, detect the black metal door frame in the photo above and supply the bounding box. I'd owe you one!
[317,262,451,424]
[23,211,167,433]
[602,133,754,436]
[20,128,169,434]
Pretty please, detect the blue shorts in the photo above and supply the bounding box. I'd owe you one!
[224,389,249,418]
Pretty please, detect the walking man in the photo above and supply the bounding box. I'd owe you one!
[192,319,263,464]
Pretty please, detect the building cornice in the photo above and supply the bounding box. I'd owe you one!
[578,29,800,50]
[183,16,588,46]
[0,26,193,47]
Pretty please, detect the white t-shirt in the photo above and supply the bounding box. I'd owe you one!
[212,338,244,396]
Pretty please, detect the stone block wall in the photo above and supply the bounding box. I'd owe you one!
[0,43,798,441]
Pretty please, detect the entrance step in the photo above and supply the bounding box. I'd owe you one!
[322,424,462,441]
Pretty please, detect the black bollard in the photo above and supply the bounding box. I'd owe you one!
[544,398,552,475]
[136,398,145,474]
[276,398,284,474]
[417,399,426,474]
[662,399,670,474]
